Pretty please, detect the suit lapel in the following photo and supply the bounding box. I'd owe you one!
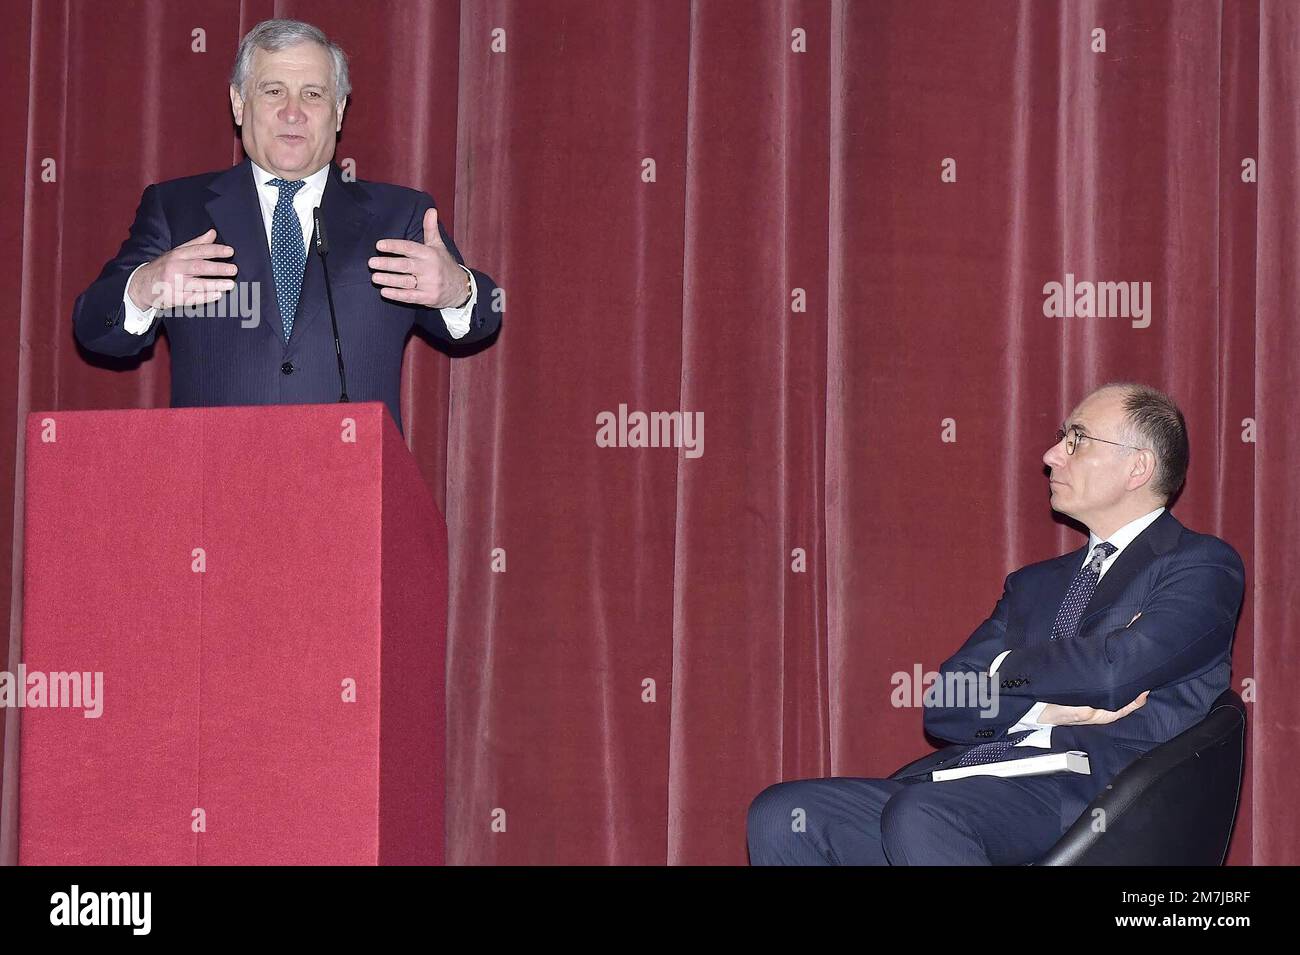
[1077,510,1183,628]
[203,160,374,350]
[204,158,283,346]
[289,163,373,347]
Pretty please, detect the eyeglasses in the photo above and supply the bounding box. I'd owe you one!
[1055,426,1148,456]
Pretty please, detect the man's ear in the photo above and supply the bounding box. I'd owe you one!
[1128,449,1157,491]
[230,84,244,126]
[335,96,347,132]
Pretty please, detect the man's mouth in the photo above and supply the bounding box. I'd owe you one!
[277,134,306,143]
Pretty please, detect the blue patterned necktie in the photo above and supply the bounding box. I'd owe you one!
[1050,541,1118,641]
[269,177,307,342]
[955,729,1036,767]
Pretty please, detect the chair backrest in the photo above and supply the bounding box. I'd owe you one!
[1037,688,1247,866]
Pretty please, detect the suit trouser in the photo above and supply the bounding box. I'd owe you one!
[746,773,1071,865]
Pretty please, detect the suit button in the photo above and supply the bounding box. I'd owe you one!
[281,361,294,375]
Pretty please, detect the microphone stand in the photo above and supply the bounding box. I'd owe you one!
[312,207,349,403]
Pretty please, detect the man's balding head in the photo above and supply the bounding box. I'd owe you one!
[1043,383,1187,538]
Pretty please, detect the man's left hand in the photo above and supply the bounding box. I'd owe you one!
[1039,690,1150,726]
[369,207,470,309]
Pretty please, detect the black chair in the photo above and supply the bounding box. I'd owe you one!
[1038,689,1246,865]
[891,689,1247,865]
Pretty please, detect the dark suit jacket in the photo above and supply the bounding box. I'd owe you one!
[896,510,1245,830]
[72,158,500,435]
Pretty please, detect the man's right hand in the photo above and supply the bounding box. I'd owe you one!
[127,228,237,310]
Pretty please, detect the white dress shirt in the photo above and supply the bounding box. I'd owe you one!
[120,159,476,338]
[989,506,1166,748]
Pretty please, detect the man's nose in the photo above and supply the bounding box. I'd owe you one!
[1043,440,1066,468]
[280,99,306,122]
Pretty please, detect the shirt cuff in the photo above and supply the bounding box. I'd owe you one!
[122,263,158,334]
[437,265,476,339]
[1011,700,1049,728]
[1007,701,1054,747]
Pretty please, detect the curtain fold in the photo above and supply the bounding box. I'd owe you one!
[1,0,1292,866]
[1253,0,1299,866]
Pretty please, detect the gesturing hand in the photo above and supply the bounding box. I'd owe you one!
[127,228,237,310]
[1039,690,1150,726]
[368,207,471,310]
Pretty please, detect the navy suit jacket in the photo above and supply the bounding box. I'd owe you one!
[73,158,501,435]
[897,510,1245,830]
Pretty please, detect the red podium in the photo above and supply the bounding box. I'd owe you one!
[16,403,446,865]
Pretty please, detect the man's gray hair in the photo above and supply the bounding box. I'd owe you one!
[1097,380,1189,503]
[230,18,350,101]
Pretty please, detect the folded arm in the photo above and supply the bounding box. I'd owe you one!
[923,572,1031,744]
[924,540,1243,743]
[990,544,1244,712]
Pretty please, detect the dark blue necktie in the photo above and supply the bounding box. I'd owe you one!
[269,177,307,342]
[955,729,1036,767]
[1050,541,1118,641]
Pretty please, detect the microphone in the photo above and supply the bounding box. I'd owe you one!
[312,207,349,403]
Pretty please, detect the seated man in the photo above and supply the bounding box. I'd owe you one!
[747,382,1244,865]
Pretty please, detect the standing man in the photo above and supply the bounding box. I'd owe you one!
[747,383,1244,865]
[73,18,500,436]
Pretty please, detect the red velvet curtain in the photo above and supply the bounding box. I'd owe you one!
[1,0,1295,865]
